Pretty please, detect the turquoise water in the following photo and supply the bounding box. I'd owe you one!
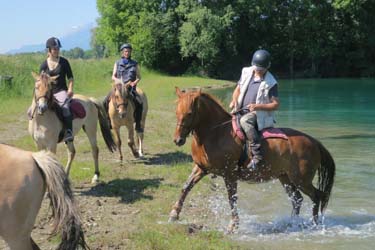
[208,78,375,250]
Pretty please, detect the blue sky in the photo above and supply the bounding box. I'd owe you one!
[0,0,99,53]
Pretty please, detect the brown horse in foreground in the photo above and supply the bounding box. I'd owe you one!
[170,87,335,232]
[29,72,116,183]
[107,83,148,161]
[0,143,87,250]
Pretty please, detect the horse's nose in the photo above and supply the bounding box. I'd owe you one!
[37,103,47,114]
[174,137,186,146]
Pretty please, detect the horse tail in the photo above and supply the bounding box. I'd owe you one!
[317,142,336,213]
[90,97,117,152]
[32,150,88,250]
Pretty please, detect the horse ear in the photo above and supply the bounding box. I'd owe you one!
[175,87,183,97]
[31,72,39,80]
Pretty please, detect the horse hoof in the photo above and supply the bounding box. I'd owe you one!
[226,219,239,234]
[168,210,179,222]
[226,225,236,234]
[133,152,140,158]
[91,175,100,184]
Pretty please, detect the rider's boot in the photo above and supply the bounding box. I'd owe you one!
[246,127,264,171]
[63,114,74,143]
[134,99,143,133]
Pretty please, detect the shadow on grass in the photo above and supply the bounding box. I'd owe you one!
[80,178,163,204]
[141,151,192,166]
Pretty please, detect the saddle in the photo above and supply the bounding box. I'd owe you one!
[55,99,86,120]
[70,99,86,119]
[232,114,288,142]
[232,114,288,166]
[27,99,86,120]
[55,99,85,143]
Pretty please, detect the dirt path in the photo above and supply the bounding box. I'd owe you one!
[1,107,223,250]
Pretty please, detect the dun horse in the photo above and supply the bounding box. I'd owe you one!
[29,72,116,183]
[0,143,87,250]
[170,88,335,232]
[107,83,148,161]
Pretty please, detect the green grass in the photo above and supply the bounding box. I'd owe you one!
[0,54,244,250]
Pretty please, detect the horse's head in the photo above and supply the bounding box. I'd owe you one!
[174,87,200,146]
[112,83,130,119]
[32,72,58,115]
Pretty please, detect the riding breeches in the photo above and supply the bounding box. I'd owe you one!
[239,111,260,145]
[54,91,71,117]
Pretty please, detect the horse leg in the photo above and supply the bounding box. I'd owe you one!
[112,126,123,162]
[224,178,239,233]
[136,131,144,158]
[126,123,139,158]
[64,142,76,176]
[85,129,100,183]
[279,174,303,217]
[169,164,206,222]
[298,183,322,224]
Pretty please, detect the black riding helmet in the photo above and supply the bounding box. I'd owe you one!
[251,49,271,69]
[120,43,132,51]
[46,37,62,49]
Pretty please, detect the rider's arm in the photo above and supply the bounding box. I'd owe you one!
[229,85,240,109]
[65,59,74,97]
[111,62,118,82]
[39,60,47,73]
[131,64,141,86]
[250,84,279,111]
[251,97,279,111]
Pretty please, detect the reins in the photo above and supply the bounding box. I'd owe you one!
[210,107,250,130]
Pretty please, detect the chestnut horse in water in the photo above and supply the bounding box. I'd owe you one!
[0,143,87,250]
[29,72,116,183]
[169,88,335,232]
[107,83,148,161]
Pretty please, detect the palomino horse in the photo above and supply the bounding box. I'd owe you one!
[107,83,148,161]
[0,143,87,250]
[169,87,335,232]
[29,72,116,183]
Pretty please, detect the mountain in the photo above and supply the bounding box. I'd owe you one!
[6,23,94,54]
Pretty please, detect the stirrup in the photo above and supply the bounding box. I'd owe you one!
[64,129,74,142]
[247,158,264,171]
[135,124,143,133]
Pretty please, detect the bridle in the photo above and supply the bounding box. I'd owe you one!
[176,100,198,137]
[112,86,129,113]
[31,79,53,118]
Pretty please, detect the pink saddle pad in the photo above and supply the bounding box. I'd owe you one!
[232,115,288,141]
[261,127,288,140]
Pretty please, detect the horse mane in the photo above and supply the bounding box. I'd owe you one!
[198,91,230,117]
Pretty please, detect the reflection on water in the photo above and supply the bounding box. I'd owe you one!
[207,78,375,249]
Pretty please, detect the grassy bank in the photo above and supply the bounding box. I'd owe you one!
[0,54,244,249]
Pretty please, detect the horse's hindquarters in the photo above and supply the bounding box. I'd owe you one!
[0,145,45,240]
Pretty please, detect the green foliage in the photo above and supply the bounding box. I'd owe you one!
[61,47,85,59]
[179,6,233,72]
[92,0,375,78]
